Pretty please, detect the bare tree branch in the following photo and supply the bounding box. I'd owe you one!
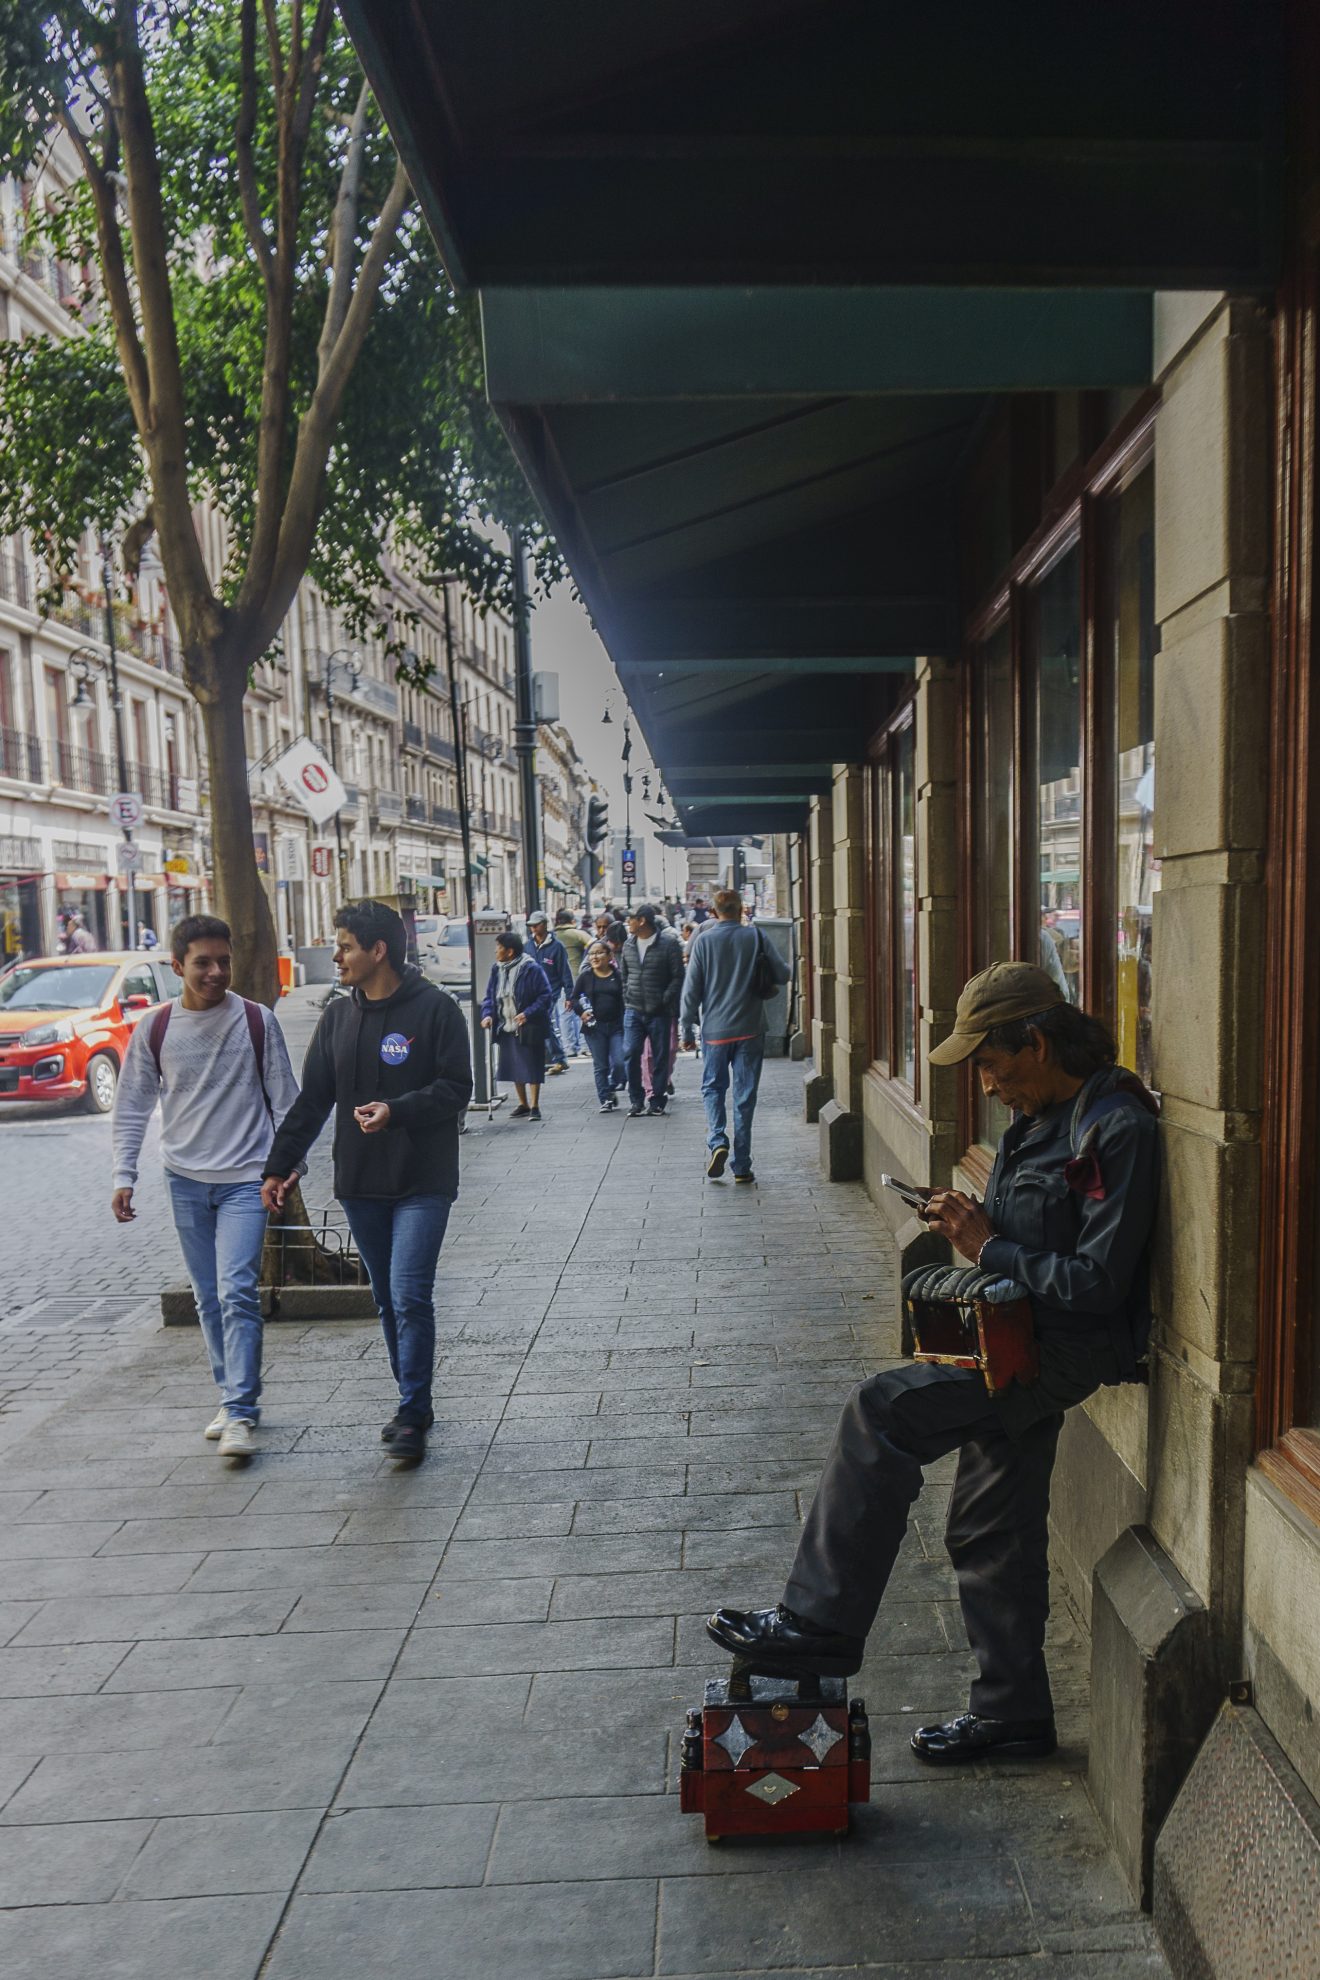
[261,0,285,95]
[257,159,413,647]
[50,92,150,431]
[317,79,370,368]
[108,0,219,646]
[235,0,274,284]
[234,0,335,621]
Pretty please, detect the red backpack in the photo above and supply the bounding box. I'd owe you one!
[147,998,273,1121]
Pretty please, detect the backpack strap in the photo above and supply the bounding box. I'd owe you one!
[147,1001,172,1078]
[241,998,274,1122]
[148,996,273,1121]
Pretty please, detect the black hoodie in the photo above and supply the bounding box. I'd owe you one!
[265,968,473,1200]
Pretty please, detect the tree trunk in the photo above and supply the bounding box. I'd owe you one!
[197,674,280,1006]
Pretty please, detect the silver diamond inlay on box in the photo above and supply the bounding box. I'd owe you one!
[746,1772,800,1806]
[714,1715,757,1768]
[797,1713,844,1764]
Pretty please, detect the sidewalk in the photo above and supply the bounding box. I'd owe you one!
[0,1055,1168,1979]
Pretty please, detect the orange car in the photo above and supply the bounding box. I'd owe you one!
[0,951,180,1113]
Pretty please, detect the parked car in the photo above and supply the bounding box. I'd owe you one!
[427,918,474,988]
[0,951,179,1113]
[413,915,445,968]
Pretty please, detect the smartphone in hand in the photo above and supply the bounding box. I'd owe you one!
[880,1174,932,1215]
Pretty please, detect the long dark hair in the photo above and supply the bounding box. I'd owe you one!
[985,1003,1116,1078]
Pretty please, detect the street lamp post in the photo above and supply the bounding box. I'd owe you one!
[68,532,137,946]
[622,713,635,911]
[320,647,361,900]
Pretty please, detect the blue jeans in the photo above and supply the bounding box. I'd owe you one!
[166,1174,267,1421]
[559,1001,582,1055]
[340,1194,454,1424]
[701,1036,766,1177]
[584,1022,625,1101]
[624,1009,672,1112]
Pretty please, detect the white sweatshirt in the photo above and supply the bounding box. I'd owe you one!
[112,992,302,1190]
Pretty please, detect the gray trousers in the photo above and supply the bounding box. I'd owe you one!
[784,1355,1103,1722]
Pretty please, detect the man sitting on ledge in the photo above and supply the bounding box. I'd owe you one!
[708,961,1159,1765]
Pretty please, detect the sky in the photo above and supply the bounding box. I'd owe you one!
[526,579,688,900]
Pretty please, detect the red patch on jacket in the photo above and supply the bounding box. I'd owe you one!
[1064,1152,1106,1201]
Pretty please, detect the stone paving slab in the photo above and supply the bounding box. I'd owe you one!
[0,1057,1166,1977]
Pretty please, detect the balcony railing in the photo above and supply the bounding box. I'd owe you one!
[125,761,185,812]
[371,787,403,824]
[340,783,360,815]
[52,739,118,796]
[405,794,427,823]
[425,730,456,764]
[430,803,460,832]
[0,729,43,782]
[46,591,184,677]
[0,548,30,609]
[403,720,423,749]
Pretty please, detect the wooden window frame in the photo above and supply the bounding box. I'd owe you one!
[956,397,1158,1179]
[867,697,920,1103]
[1257,219,1320,1519]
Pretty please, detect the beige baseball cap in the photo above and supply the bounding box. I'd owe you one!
[928,961,1066,1066]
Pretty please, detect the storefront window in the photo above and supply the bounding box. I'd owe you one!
[869,708,918,1093]
[1104,465,1158,1085]
[894,718,917,1089]
[1032,544,1083,1005]
[974,622,1013,1146]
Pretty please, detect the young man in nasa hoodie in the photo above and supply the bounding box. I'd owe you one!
[262,899,473,1462]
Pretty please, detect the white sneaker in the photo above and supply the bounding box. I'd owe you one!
[204,1409,228,1441]
[217,1418,256,1460]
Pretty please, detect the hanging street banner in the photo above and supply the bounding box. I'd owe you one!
[273,738,346,827]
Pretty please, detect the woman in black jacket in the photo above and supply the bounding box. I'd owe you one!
[570,940,626,1111]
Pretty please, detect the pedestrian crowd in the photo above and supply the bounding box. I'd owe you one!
[109,886,787,1467]
[105,880,1163,1785]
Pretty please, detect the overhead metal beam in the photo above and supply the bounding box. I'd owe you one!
[622,596,948,662]
[482,287,1153,403]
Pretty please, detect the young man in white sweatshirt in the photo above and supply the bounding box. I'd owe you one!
[110,915,300,1460]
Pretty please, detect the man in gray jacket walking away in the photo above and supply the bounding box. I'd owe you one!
[620,903,684,1117]
[680,887,790,1180]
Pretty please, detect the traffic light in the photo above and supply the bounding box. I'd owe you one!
[586,794,609,848]
[732,846,748,889]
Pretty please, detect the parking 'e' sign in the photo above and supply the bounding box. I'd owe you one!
[111,791,144,830]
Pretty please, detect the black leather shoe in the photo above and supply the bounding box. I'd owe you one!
[706,1603,864,1677]
[910,1711,1057,1765]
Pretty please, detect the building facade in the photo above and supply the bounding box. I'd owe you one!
[0,151,529,959]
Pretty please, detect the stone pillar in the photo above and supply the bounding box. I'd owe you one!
[820,763,866,1177]
[1085,294,1271,1906]
[803,797,836,1119]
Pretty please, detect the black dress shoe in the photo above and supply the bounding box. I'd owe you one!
[706,1603,864,1677]
[387,1423,427,1463]
[910,1711,1057,1765]
[381,1410,434,1444]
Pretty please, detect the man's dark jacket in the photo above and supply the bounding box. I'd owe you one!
[976,1066,1159,1364]
[531,934,573,998]
[620,929,684,1017]
[265,968,472,1201]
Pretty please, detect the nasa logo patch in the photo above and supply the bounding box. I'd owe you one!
[380,1032,413,1066]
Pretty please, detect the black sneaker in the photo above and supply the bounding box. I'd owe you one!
[627,1105,647,1118]
[599,1101,615,1114]
[382,1410,434,1443]
[527,1106,542,1121]
[509,1104,530,1118]
[733,1170,756,1184]
[705,1143,729,1179]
